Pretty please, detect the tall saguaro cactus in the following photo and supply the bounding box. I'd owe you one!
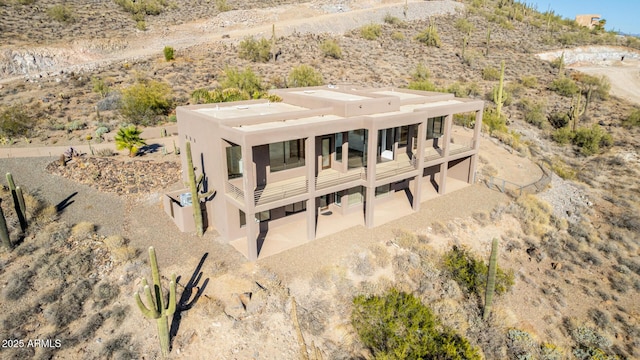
[569,94,586,132]
[134,246,177,357]
[493,60,506,119]
[6,173,26,232]
[185,141,214,236]
[0,199,11,249]
[483,238,499,321]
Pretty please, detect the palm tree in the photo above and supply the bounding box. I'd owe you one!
[115,125,146,157]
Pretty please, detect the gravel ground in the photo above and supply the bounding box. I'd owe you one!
[537,172,593,224]
[0,157,125,237]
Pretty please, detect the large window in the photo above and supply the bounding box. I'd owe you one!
[285,201,307,215]
[335,132,343,163]
[348,129,367,169]
[269,139,305,172]
[427,116,445,140]
[226,144,243,179]
[375,184,391,197]
[347,186,364,205]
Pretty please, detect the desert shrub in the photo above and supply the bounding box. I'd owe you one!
[94,282,120,309]
[383,13,403,26]
[513,194,552,236]
[454,18,475,34]
[442,245,514,297]
[415,24,442,47]
[520,75,538,88]
[573,124,613,156]
[549,156,576,180]
[66,120,86,132]
[91,77,110,98]
[220,67,263,95]
[119,79,172,125]
[391,31,405,41]
[520,98,547,128]
[351,289,481,359]
[3,269,36,301]
[540,343,564,360]
[360,23,382,40]
[0,105,38,137]
[408,63,437,91]
[482,109,507,136]
[320,39,342,59]
[48,4,75,24]
[238,37,271,62]
[482,66,501,81]
[215,0,231,12]
[507,328,538,359]
[622,108,640,127]
[549,77,579,97]
[288,65,323,87]
[548,111,570,129]
[114,0,167,17]
[71,221,95,239]
[551,126,573,145]
[163,46,174,61]
[571,326,615,360]
[95,126,110,140]
[136,20,146,31]
[100,333,138,359]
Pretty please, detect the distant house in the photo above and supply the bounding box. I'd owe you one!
[575,14,602,29]
[166,86,484,260]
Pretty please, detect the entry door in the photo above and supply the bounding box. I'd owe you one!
[321,136,332,169]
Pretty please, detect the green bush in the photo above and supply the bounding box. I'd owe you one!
[238,37,271,62]
[320,39,342,59]
[454,18,475,34]
[520,98,546,128]
[91,77,110,98]
[622,108,640,127]
[551,126,574,145]
[383,13,403,26]
[351,289,481,360]
[482,66,501,81]
[220,67,263,95]
[482,109,507,136]
[573,124,613,156]
[391,31,405,41]
[548,111,570,129]
[443,245,514,296]
[288,65,323,87]
[549,77,579,97]
[415,24,442,47]
[119,79,172,125]
[114,0,167,16]
[47,4,75,24]
[360,24,382,40]
[163,46,174,61]
[215,0,231,12]
[0,105,38,138]
[520,75,538,88]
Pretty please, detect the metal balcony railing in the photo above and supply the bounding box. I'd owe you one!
[254,179,308,205]
[316,168,366,190]
[448,140,474,156]
[226,182,245,201]
[376,160,416,180]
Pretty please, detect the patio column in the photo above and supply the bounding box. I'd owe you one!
[412,122,426,211]
[468,109,483,184]
[241,144,258,260]
[365,128,378,228]
[442,114,453,158]
[438,162,448,195]
[305,136,316,240]
[341,132,349,173]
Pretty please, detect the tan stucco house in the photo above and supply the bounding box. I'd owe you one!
[165,86,484,260]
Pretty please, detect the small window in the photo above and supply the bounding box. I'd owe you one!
[427,116,445,140]
[239,210,246,227]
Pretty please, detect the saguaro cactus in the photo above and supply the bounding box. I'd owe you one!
[483,238,499,321]
[0,199,11,249]
[6,173,26,232]
[134,246,177,357]
[185,141,214,236]
[493,60,506,119]
[569,94,586,132]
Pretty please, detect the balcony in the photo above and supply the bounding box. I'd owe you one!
[254,177,308,206]
[316,167,366,190]
[375,153,416,180]
[424,146,443,162]
[448,139,474,156]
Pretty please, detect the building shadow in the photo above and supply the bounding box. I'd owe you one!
[169,252,209,350]
[55,191,78,214]
[138,143,162,155]
[257,221,268,257]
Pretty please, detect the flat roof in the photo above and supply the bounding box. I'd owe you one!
[372,90,425,100]
[366,100,465,117]
[193,102,308,120]
[291,89,371,101]
[235,114,344,132]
